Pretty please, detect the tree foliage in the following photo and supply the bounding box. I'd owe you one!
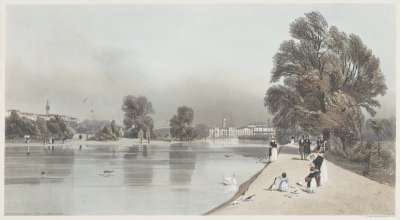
[169,106,195,141]
[122,95,154,137]
[5,111,39,139]
[193,124,210,139]
[5,111,73,140]
[46,115,74,139]
[264,11,387,156]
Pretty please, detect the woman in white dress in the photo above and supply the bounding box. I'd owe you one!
[319,153,328,185]
[270,139,278,161]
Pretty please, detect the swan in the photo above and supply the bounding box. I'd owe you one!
[222,174,237,186]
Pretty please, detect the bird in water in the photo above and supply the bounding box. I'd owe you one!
[104,170,114,174]
[222,173,237,186]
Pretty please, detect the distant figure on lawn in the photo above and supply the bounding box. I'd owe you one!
[298,135,305,160]
[270,139,278,162]
[290,136,295,144]
[138,129,144,144]
[145,127,151,144]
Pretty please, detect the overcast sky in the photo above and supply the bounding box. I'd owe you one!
[5,4,396,127]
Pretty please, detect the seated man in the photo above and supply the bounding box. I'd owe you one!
[267,172,289,192]
[305,166,320,191]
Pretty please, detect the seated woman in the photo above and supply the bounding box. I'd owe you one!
[267,172,289,192]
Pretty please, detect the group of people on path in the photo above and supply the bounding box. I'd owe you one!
[297,135,312,160]
[299,135,329,192]
[266,135,329,193]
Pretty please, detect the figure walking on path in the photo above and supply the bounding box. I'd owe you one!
[304,136,311,158]
[298,135,305,160]
[270,138,278,162]
[316,136,323,152]
[266,144,272,162]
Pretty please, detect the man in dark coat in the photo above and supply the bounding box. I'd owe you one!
[298,135,305,160]
[304,136,311,158]
[312,152,324,187]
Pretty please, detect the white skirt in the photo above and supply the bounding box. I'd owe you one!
[270,148,278,161]
[320,160,328,185]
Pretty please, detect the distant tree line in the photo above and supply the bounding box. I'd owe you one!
[5,110,73,140]
[6,95,211,143]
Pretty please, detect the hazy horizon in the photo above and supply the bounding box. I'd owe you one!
[5,4,396,128]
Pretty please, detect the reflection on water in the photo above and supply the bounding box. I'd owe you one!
[5,141,265,215]
[169,144,196,185]
[123,146,154,187]
[5,147,75,185]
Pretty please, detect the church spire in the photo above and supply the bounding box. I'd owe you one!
[46,100,50,115]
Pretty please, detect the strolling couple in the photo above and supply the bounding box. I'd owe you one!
[298,135,311,160]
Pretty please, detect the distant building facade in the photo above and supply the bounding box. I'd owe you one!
[209,123,275,139]
[6,109,79,124]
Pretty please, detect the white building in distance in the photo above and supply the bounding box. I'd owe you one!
[209,123,275,139]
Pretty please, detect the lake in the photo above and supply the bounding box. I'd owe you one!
[5,140,267,215]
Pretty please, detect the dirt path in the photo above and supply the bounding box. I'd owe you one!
[211,144,395,215]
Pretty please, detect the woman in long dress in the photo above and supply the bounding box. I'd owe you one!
[319,154,328,185]
[270,139,278,162]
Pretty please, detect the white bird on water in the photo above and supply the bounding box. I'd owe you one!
[222,173,237,186]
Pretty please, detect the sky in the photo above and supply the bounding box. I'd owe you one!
[5,4,396,128]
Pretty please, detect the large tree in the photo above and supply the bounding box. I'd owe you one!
[169,106,194,141]
[5,110,39,139]
[46,115,73,139]
[194,124,210,140]
[121,95,154,136]
[264,11,387,156]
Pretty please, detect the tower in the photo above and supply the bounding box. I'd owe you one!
[45,100,50,115]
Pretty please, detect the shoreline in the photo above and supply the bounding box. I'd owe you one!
[205,146,283,215]
[209,144,394,215]
[204,162,271,215]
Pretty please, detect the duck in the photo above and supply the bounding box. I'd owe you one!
[103,170,114,174]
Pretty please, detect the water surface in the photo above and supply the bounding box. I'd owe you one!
[5,141,266,215]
